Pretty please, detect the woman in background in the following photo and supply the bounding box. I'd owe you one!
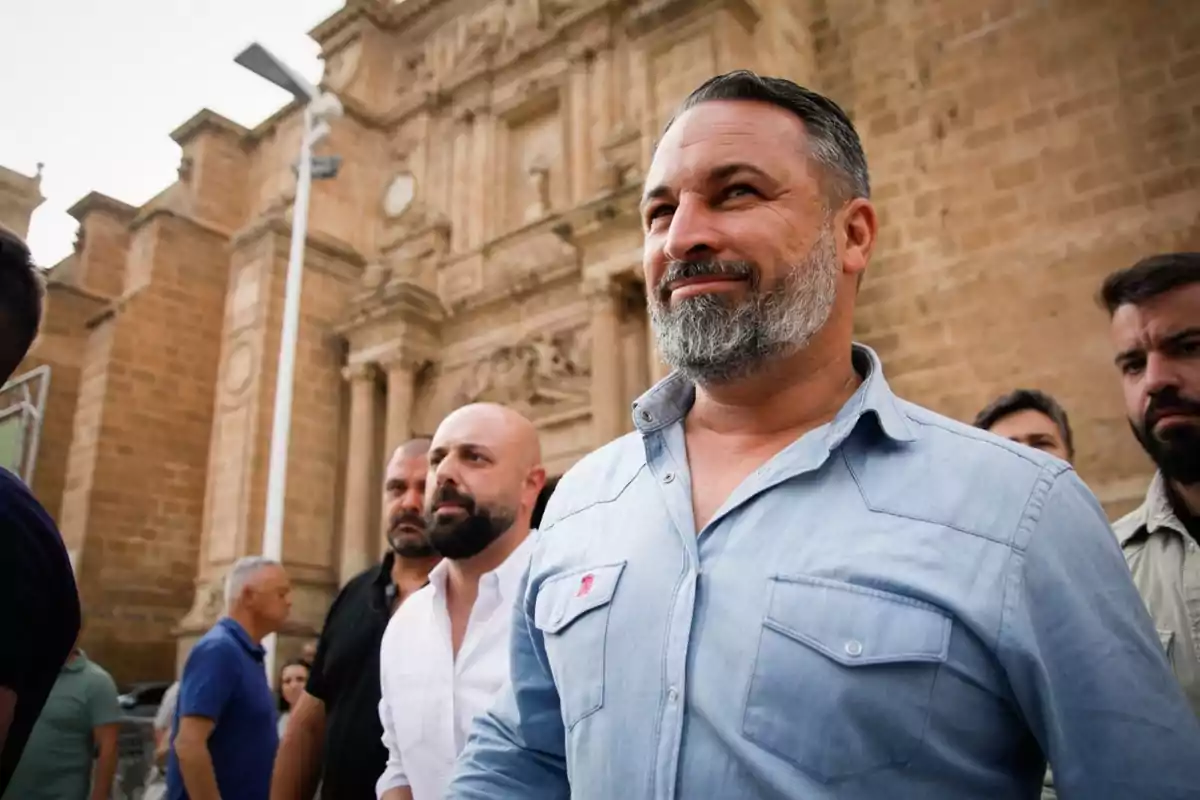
[277,659,310,739]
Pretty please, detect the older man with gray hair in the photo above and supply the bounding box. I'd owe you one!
[167,556,292,800]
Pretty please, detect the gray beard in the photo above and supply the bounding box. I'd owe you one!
[649,226,840,385]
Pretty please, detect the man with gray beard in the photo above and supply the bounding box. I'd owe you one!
[447,71,1200,800]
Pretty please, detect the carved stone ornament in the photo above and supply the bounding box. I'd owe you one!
[180,576,227,631]
[383,172,417,218]
[455,328,592,413]
[524,160,552,222]
[324,42,362,92]
[361,261,390,290]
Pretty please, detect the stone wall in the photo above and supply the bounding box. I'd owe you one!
[830,0,1199,515]
[57,213,231,683]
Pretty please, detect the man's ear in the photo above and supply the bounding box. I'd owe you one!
[526,466,547,499]
[838,197,877,284]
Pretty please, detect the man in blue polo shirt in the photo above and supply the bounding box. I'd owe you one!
[168,556,292,800]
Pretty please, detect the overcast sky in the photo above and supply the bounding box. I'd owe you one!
[1,0,343,266]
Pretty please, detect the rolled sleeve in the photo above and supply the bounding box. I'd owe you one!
[445,561,570,799]
[88,668,123,728]
[177,641,238,722]
[998,468,1200,797]
[376,647,409,797]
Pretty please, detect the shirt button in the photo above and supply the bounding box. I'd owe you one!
[667,687,679,703]
[844,639,864,658]
[640,409,653,422]
[663,471,675,484]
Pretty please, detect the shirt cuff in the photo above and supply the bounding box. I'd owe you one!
[375,767,410,796]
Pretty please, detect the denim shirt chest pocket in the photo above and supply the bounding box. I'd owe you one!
[743,575,951,783]
[533,561,625,730]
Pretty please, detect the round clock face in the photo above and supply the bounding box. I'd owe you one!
[384,172,417,218]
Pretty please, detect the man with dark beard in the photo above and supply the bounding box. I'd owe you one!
[376,403,544,800]
[270,439,440,800]
[1103,253,1200,720]
[446,72,1200,800]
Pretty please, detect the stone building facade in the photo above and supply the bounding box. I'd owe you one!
[9,0,1199,683]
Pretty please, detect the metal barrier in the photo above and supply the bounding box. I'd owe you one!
[0,364,49,486]
[112,716,155,800]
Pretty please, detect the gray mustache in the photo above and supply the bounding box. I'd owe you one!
[658,260,756,295]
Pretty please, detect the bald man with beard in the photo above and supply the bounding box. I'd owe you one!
[272,439,441,800]
[376,404,545,800]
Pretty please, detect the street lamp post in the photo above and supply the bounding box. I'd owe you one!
[234,43,342,682]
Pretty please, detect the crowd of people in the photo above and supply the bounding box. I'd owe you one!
[1,69,1198,800]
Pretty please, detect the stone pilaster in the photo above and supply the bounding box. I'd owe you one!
[383,356,417,457]
[339,362,381,585]
[586,278,626,445]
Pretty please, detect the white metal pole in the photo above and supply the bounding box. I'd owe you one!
[262,104,315,683]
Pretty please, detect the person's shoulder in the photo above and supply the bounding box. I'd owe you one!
[538,431,646,532]
[81,659,118,692]
[336,562,385,605]
[853,400,1081,543]
[1111,501,1148,546]
[0,467,62,540]
[187,625,241,663]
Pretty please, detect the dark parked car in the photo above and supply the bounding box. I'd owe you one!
[117,681,172,718]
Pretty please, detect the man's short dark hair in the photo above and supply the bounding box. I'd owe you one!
[667,70,870,205]
[0,227,44,383]
[1098,252,1200,316]
[973,389,1075,460]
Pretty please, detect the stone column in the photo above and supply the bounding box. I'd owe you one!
[587,279,625,445]
[339,363,380,585]
[383,357,417,458]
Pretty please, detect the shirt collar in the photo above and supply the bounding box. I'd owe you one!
[428,532,535,606]
[630,343,918,445]
[1117,471,1191,546]
[218,616,266,661]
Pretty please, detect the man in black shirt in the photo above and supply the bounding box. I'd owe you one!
[0,226,82,795]
[270,438,441,800]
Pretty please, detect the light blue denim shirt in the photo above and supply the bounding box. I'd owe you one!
[447,345,1200,800]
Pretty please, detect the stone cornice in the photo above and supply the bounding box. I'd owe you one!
[336,279,445,336]
[128,204,234,241]
[442,258,581,318]
[44,277,113,308]
[170,109,250,147]
[84,286,147,330]
[229,214,366,282]
[0,164,43,198]
[66,191,137,223]
[625,0,759,34]
[243,99,305,145]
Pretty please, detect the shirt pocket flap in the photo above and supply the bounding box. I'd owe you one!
[534,562,626,635]
[765,575,951,667]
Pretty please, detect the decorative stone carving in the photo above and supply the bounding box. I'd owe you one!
[178,155,194,183]
[597,120,642,191]
[324,42,362,92]
[361,261,390,290]
[524,161,551,222]
[341,362,380,383]
[179,576,227,632]
[383,172,417,218]
[456,328,592,413]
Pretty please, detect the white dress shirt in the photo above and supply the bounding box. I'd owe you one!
[376,534,534,800]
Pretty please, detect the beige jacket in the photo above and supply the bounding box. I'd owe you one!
[1112,472,1200,719]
